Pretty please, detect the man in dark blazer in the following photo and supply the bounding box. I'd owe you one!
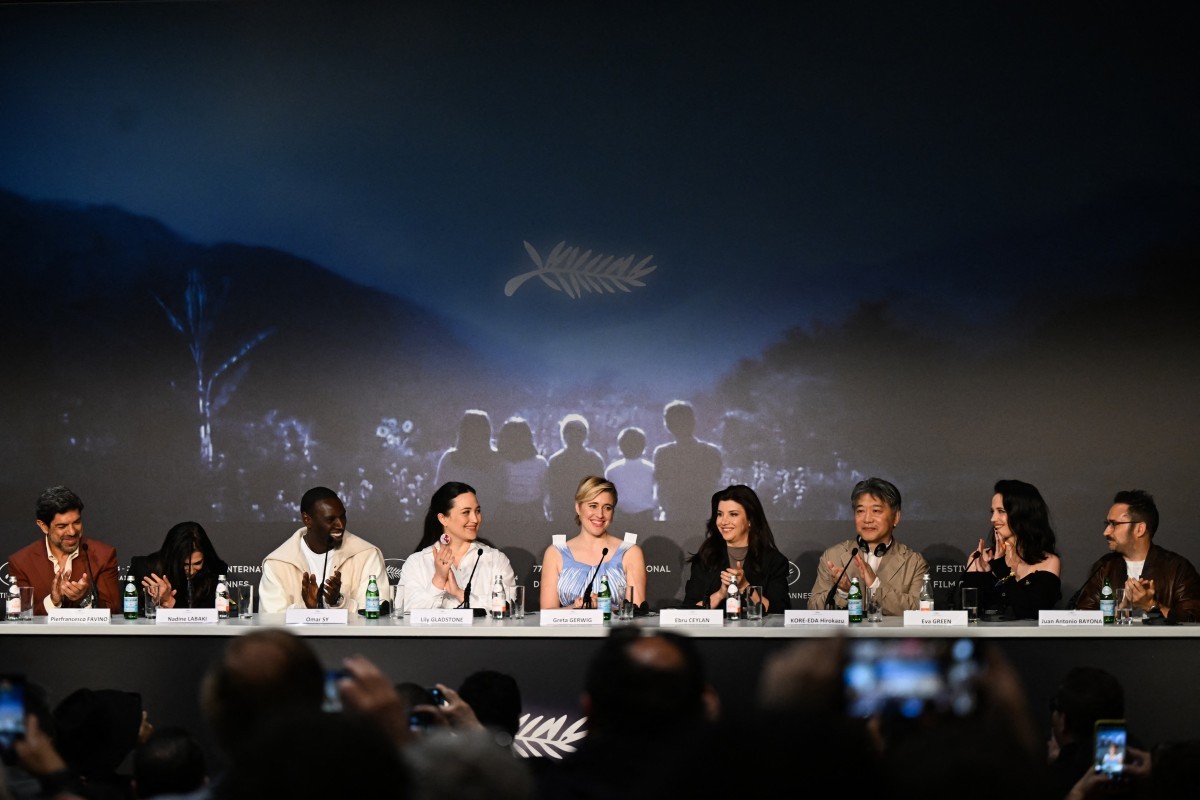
[6,485,120,615]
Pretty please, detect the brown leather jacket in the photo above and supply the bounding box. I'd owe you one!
[1073,545,1200,622]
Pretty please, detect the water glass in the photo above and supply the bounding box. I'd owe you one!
[1115,588,1132,625]
[392,582,405,618]
[143,589,158,620]
[511,585,526,619]
[618,588,637,621]
[237,584,254,618]
[961,586,979,623]
[865,585,884,622]
[16,586,34,621]
[743,586,764,621]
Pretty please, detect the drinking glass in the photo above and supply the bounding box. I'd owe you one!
[1115,588,1132,625]
[143,589,158,620]
[17,587,34,621]
[744,586,764,621]
[392,582,405,618]
[618,587,636,621]
[511,585,526,619]
[865,585,884,622]
[237,584,254,618]
[961,586,979,623]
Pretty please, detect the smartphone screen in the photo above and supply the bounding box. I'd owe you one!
[1094,719,1127,778]
[0,674,27,759]
[844,637,980,719]
[322,669,348,713]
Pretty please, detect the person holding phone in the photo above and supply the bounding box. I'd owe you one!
[961,479,1061,620]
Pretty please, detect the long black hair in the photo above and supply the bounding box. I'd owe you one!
[414,481,498,552]
[151,521,228,608]
[688,484,780,570]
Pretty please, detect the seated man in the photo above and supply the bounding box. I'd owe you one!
[1072,489,1200,622]
[259,486,386,613]
[6,485,120,614]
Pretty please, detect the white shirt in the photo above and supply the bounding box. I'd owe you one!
[399,543,517,610]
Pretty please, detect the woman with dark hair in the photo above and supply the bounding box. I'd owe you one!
[962,478,1062,619]
[682,484,791,615]
[131,521,229,612]
[399,482,517,611]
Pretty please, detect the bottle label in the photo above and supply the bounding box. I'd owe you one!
[366,596,380,614]
[599,596,611,615]
[123,596,138,615]
[848,597,863,619]
[920,599,934,612]
[726,596,740,617]
[1100,598,1115,619]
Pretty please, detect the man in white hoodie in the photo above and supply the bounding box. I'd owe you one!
[259,486,385,613]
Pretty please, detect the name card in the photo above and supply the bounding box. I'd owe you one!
[785,610,849,626]
[156,609,217,625]
[47,609,111,624]
[903,610,967,627]
[285,608,349,625]
[539,609,602,626]
[1039,610,1104,627]
[659,609,723,626]
[410,608,473,626]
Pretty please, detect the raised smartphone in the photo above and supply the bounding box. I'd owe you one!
[1093,719,1127,778]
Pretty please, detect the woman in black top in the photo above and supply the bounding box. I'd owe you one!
[682,484,791,614]
[131,520,229,612]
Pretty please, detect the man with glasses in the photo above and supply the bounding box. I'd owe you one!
[1070,489,1200,622]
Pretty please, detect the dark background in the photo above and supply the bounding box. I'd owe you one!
[2,1,1199,612]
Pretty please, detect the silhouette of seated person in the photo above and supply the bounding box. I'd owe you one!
[435,409,504,509]
[546,414,605,524]
[652,400,722,522]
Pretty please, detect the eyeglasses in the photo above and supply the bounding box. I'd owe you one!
[1103,520,1139,529]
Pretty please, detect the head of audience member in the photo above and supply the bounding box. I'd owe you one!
[1105,489,1159,559]
[616,426,646,460]
[851,477,902,550]
[300,486,347,553]
[155,520,227,592]
[405,727,533,800]
[1050,666,1125,753]
[132,725,207,799]
[662,399,696,440]
[215,707,412,799]
[993,479,1057,565]
[573,476,617,530]
[558,413,589,449]
[34,485,85,557]
[453,409,496,459]
[200,629,325,763]
[53,687,151,780]
[701,484,780,563]
[415,481,481,551]
[1150,739,1200,799]
[582,629,713,737]
[457,670,522,744]
[497,417,539,463]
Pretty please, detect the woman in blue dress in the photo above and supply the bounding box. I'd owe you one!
[539,476,647,610]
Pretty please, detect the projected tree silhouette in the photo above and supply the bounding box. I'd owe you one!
[154,269,274,465]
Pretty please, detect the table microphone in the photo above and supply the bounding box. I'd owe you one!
[80,540,99,609]
[580,547,609,609]
[458,548,484,610]
[317,534,333,608]
[824,547,859,609]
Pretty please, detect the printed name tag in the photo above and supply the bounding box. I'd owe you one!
[903,610,967,627]
[409,608,473,625]
[285,608,349,625]
[47,609,111,624]
[1039,610,1104,627]
[539,609,603,626]
[785,610,849,626]
[659,609,723,626]
[156,609,217,624]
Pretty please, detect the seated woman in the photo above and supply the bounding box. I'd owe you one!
[682,484,791,615]
[131,521,229,612]
[399,481,518,611]
[962,479,1062,619]
[539,476,647,610]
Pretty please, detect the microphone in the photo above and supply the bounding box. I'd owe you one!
[317,534,333,608]
[80,541,99,609]
[1068,556,1113,610]
[580,547,609,609]
[824,547,859,609]
[457,548,484,609]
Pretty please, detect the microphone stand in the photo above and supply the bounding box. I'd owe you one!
[824,547,859,609]
[80,541,99,609]
[317,534,333,608]
[457,548,484,610]
[580,547,609,609]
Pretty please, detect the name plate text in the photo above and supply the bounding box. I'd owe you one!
[539,609,602,626]
[410,608,473,625]
[785,610,849,626]
[47,609,111,624]
[1039,610,1104,627]
[285,608,349,625]
[903,610,967,627]
[156,609,218,624]
[659,609,723,626]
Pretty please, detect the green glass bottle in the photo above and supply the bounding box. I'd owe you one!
[1100,577,1115,624]
[123,572,138,620]
[598,575,612,622]
[365,574,380,619]
[848,577,863,623]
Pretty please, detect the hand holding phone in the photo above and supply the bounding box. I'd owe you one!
[0,674,27,765]
[1093,719,1127,779]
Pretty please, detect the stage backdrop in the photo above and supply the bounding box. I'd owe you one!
[2,2,1199,613]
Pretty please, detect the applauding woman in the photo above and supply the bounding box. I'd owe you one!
[131,521,229,611]
[400,481,517,611]
[540,476,647,610]
[683,484,791,615]
[962,479,1062,619]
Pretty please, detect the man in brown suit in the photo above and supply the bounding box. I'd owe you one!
[6,485,120,614]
